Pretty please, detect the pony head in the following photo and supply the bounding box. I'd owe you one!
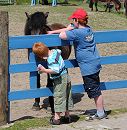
[24,11,50,35]
[24,11,72,60]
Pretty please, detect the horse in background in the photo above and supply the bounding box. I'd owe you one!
[124,0,127,17]
[89,0,121,12]
[105,0,121,12]
[24,11,72,113]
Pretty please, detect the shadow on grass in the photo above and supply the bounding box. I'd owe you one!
[10,116,35,123]
[80,108,127,117]
[81,109,111,116]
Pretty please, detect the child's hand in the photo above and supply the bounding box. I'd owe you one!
[47,31,55,34]
[37,64,45,74]
[47,31,52,34]
[67,24,75,30]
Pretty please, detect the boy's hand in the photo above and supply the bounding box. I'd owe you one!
[67,24,75,30]
[47,31,55,34]
[47,31,52,34]
[37,64,46,73]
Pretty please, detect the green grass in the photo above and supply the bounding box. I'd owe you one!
[0,2,127,33]
[1,108,127,130]
[109,108,127,116]
[0,117,50,130]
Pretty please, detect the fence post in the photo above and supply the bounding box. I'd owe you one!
[0,11,9,125]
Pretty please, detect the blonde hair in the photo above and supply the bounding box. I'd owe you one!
[32,42,49,58]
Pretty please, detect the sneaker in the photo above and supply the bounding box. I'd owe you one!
[50,117,60,125]
[32,102,41,111]
[62,116,72,124]
[89,113,108,120]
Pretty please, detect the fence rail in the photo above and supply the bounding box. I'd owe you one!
[8,30,127,102]
[0,0,15,4]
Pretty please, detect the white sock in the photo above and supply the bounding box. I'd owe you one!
[97,109,105,117]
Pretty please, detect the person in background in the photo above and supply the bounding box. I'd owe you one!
[32,42,73,125]
[48,8,107,120]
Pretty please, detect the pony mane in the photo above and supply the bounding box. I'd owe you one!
[24,11,71,60]
[24,11,50,35]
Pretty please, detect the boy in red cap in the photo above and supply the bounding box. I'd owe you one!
[48,8,107,120]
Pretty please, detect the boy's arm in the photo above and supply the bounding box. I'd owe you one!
[48,24,74,34]
[48,27,67,34]
[48,24,74,40]
[38,65,56,74]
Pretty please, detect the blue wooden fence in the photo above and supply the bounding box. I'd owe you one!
[8,30,127,102]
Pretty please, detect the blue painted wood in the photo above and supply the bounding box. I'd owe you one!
[28,49,38,89]
[9,61,47,73]
[9,54,127,73]
[8,80,127,101]
[100,54,127,65]
[72,80,127,93]
[8,30,127,102]
[28,49,36,62]
[8,49,11,123]
[8,88,53,101]
[100,80,127,90]
[94,30,127,43]
[9,34,69,50]
[9,30,127,50]
[29,72,38,89]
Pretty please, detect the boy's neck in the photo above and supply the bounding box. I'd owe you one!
[48,50,52,56]
[79,24,86,28]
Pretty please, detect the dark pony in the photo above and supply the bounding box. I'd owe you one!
[24,11,71,113]
[89,0,121,12]
[124,0,127,17]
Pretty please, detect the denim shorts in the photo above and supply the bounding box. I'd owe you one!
[82,71,102,99]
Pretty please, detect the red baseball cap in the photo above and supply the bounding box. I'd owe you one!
[68,8,88,20]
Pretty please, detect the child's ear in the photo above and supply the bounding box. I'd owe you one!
[74,18,77,22]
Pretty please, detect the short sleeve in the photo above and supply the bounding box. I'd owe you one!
[47,49,61,73]
[66,30,78,41]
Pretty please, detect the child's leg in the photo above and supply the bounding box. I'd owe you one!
[66,75,73,112]
[54,112,61,120]
[46,74,55,114]
[94,94,105,117]
[53,74,68,113]
[50,74,67,125]
[65,110,70,117]
[82,71,106,118]
[50,112,61,125]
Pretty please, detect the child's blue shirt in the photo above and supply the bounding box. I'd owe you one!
[66,26,101,76]
[47,49,67,79]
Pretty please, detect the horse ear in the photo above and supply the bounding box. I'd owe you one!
[25,12,30,19]
[45,12,49,19]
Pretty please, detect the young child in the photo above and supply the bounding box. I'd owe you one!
[48,8,107,120]
[32,42,73,125]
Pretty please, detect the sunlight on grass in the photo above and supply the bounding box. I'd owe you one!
[0,108,127,130]
[110,108,127,116]
[0,117,50,130]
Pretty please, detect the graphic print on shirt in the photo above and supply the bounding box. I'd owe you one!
[85,33,94,42]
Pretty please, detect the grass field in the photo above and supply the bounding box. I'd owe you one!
[0,2,127,35]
